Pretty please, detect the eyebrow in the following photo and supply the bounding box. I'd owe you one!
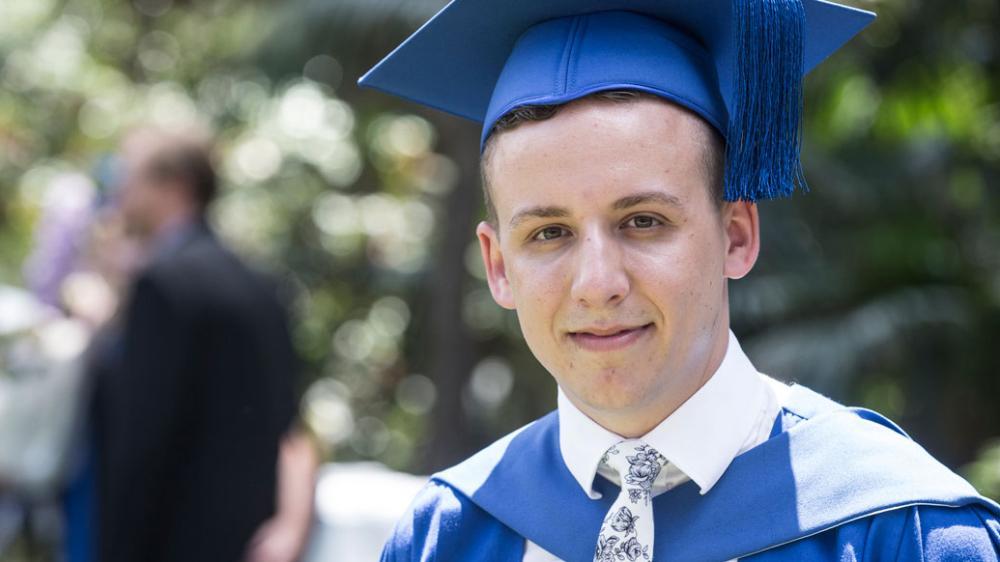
[509,205,570,229]
[507,191,684,230]
[612,191,685,211]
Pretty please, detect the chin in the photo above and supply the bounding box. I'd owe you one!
[592,387,649,410]
[564,371,652,413]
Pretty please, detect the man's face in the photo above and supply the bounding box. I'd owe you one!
[478,97,756,428]
[118,166,161,238]
[117,135,173,239]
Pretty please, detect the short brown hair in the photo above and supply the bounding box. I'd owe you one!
[480,90,725,226]
[126,126,218,211]
[145,140,218,210]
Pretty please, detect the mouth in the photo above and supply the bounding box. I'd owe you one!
[567,323,654,352]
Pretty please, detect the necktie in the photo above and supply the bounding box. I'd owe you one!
[593,440,668,562]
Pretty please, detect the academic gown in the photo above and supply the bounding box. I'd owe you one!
[381,385,1000,561]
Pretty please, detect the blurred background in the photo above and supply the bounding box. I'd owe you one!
[0,0,997,559]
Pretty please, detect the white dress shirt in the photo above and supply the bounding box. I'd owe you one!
[523,330,790,561]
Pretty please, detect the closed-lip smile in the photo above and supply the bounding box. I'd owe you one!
[567,323,654,351]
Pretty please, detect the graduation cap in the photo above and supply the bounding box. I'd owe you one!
[358,0,875,202]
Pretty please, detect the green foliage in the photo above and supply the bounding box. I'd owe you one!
[964,439,1000,501]
[0,0,997,480]
[741,0,1000,473]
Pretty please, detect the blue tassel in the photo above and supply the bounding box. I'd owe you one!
[725,0,808,202]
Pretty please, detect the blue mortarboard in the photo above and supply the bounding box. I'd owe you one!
[359,0,875,202]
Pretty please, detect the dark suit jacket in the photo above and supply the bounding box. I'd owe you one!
[93,221,298,562]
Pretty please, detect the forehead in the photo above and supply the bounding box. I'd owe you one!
[120,133,167,174]
[485,97,716,221]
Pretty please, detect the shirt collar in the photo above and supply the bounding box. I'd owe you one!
[557,329,772,498]
[146,217,205,263]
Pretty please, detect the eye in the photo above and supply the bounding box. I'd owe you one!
[623,214,663,229]
[531,225,569,242]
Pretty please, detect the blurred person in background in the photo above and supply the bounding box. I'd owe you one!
[0,167,133,560]
[90,126,315,562]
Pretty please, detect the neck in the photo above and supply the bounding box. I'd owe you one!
[145,207,197,244]
[570,324,732,438]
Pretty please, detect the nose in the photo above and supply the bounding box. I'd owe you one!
[570,228,630,308]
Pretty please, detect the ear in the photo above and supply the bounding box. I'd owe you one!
[722,201,760,280]
[476,221,516,310]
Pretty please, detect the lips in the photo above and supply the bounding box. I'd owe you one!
[567,323,654,352]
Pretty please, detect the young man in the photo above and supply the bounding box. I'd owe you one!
[360,1,1000,560]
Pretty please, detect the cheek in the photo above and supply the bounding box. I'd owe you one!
[120,191,139,217]
[506,254,570,332]
[509,261,557,312]
[505,243,568,296]
[123,186,149,211]
[628,231,725,313]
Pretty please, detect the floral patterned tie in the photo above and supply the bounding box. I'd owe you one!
[593,440,668,562]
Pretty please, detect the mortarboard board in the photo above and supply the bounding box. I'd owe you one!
[358,0,875,202]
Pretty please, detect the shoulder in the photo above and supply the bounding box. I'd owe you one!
[907,503,1000,560]
[142,233,282,311]
[380,480,521,562]
[761,384,1000,560]
[145,231,234,285]
[435,412,558,497]
[380,481,459,561]
[755,503,1000,561]
[382,414,558,561]
[857,503,998,561]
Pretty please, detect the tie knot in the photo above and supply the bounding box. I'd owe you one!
[600,440,667,505]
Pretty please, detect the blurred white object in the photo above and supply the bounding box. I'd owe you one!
[304,462,427,562]
[0,285,92,498]
[0,285,56,336]
[0,357,88,497]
